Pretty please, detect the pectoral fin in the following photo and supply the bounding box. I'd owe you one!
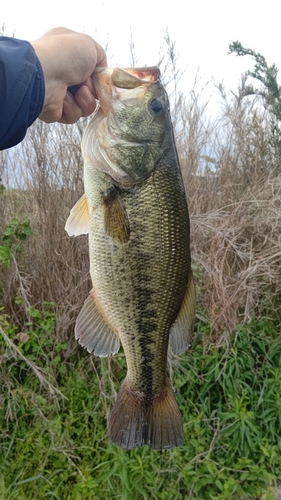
[75,291,120,357]
[170,271,196,354]
[65,194,90,236]
[103,189,130,244]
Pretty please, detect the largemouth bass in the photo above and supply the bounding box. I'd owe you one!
[65,66,196,450]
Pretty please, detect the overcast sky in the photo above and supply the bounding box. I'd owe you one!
[2,0,280,103]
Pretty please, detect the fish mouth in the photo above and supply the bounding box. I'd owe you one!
[85,66,165,186]
[92,67,161,115]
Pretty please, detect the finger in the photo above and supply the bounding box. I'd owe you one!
[59,91,83,124]
[74,85,97,117]
[41,27,75,37]
[96,50,107,68]
[93,40,108,68]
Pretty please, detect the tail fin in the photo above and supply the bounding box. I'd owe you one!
[108,379,184,450]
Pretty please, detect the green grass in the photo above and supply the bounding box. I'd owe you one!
[1,306,281,499]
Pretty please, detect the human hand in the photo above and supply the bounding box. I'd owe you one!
[30,27,107,124]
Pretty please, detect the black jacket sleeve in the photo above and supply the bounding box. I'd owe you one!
[0,36,45,150]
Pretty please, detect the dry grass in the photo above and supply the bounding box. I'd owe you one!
[0,119,91,340]
[1,73,281,344]
[191,176,281,335]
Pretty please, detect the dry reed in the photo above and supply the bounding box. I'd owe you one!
[1,73,281,343]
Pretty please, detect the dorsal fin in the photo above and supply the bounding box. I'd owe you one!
[75,291,120,357]
[169,271,196,354]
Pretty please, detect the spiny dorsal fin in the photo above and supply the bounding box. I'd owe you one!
[103,189,130,244]
[65,194,90,236]
[75,291,120,357]
[169,270,196,354]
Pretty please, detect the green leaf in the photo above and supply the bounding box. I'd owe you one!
[0,245,12,266]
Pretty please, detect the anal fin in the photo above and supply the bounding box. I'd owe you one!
[75,291,120,357]
[170,270,196,354]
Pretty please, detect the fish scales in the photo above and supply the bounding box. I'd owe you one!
[65,66,196,450]
[90,169,189,394]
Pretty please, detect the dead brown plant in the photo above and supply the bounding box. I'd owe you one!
[1,71,281,344]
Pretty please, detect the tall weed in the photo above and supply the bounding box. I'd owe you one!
[0,314,280,499]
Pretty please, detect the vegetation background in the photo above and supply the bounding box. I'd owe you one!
[1,37,281,499]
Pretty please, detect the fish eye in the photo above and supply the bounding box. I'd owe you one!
[149,99,163,114]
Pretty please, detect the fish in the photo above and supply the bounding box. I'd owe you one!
[65,66,196,450]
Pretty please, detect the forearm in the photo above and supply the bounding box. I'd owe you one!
[0,36,45,150]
